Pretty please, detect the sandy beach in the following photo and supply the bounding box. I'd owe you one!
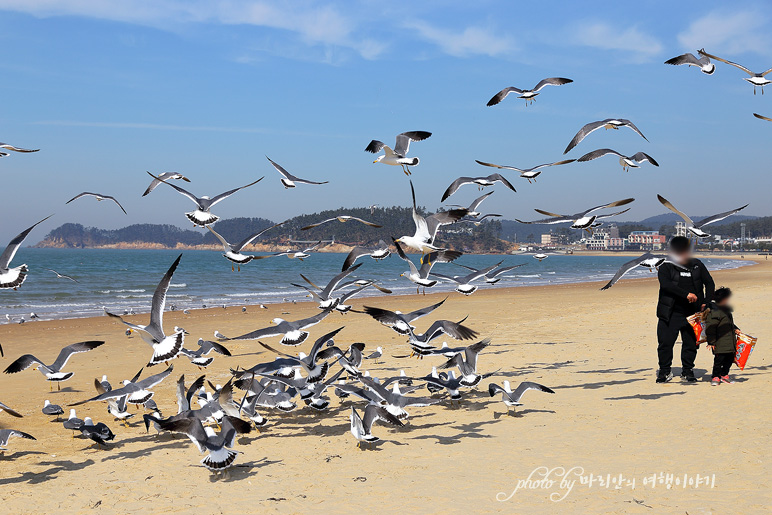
[0,258,769,514]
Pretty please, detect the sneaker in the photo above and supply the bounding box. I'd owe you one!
[681,371,697,383]
[711,377,720,386]
[721,375,734,384]
[656,371,673,383]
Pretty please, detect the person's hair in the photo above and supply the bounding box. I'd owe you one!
[714,287,732,303]
[669,236,691,253]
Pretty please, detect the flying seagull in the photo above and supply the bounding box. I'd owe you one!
[396,181,468,253]
[225,309,332,346]
[486,77,573,106]
[446,191,495,218]
[142,172,190,197]
[266,156,328,188]
[0,142,39,158]
[564,119,648,154]
[207,221,286,271]
[365,131,432,175]
[475,159,575,183]
[301,215,381,231]
[753,113,772,122]
[664,52,715,74]
[71,364,174,407]
[181,338,232,369]
[577,149,659,171]
[363,297,448,336]
[147,172,262,226]
[657,194,748,238]
[158,414,251,473]
[0,215,53,290]
[440,174,516,202]
[293,263,364,310]
[104,254,185,365]
[600,252,668,290]
[259,241,322,261]
[66,192,127,215]
[456,262,526,284]
[0,400,22,418]
[431,261,503,295]
[516,198,635,233]
[45,268,78,282]
[350,405,403,447]
[489,381,555,415]
[3,340,105,390]
[699,49,772,94]
[0,429,35,451]
[342,239,391,271]
[439,338,493,386]
[393,239,462,294]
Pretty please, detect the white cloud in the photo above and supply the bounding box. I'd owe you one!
[405,20,516,58]
[574,22,662,60]
[678,9,771,55]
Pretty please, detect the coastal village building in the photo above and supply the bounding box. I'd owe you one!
[627,231,666,250]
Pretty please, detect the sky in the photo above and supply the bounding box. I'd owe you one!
[0,0,771,242]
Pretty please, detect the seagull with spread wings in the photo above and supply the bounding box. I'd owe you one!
[70,365,174,407]
[0,142,39,158]
[664,52,715,74]
[342,239,391,271]
[207,221,286,271]
[516,198,635,233]
[440,174,516,202]
[699,48,772,94]
[475,159,575,183]
[600,252,668,291]
[142,172,190,197]
[393,238,462,294]
[564,119,648,154]
[266,156,328,188]
[486,77,573,106]
[66,192,127,214]
[350,404,404,447]
[365,131,432,175]
[489,381,555,415]
[657,194,748,238]
[224,309,332,346]
[3,341,105,390]
[0,215,53,290]
[363,297,448,335]
[396,181,468,253]
[577,149,659,171]
[431,261,503,295]
[45,268,78,282]
[301,215,381,231]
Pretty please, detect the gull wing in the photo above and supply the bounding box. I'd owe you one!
[51,341,105,371]
[581,198,635,217]
[364,140,385,154]
[3,354,44,374]
[409,180,430,242]
[395,131,431,156]
[0,142,39,152]
[532,77,573,91]
[0,215,53,270]
[511,381,555,403]
[618,119,648,141]
[136,364,174,389]
[441,177,475,202]
[392,238,419,276]
[698,49,753,76]
[148,254,182,340]
[206,225,231,251]
[486,87,523,106]
[601,252,656,291]
[207,178,263,208]
[694,204,749,229]
[665,53,702,67]
[577,148,623,162]
[657,194,693,225]
[267,156,327,184]
[146,172,201,207]
[631,152,659,166]
[564,120,607,154]
[233,221,287,252]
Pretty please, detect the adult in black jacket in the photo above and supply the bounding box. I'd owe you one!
[656,236,715,383]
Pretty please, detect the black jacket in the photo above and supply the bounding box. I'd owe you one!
[656,259,715,322]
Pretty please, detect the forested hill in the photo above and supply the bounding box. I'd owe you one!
[35,206,510,252]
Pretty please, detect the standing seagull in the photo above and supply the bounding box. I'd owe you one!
[350,405,403,447]
[657,194,748,238]
[104,254,185,365]
[488,381,555,415]
[664,52,715,74]
[142,172,191,197]
[147,172,262,226]
[45,268,78,282]
[0,429,35,451]
[699,49,772,94]
[207,221,286,271]
[564,119,648,154]
[266,156,328,188]
[486,77,573,106]
[440,174,516,202]
[66,192,127,214]
[516,199,635,233]
[42,400,64,420]
[396,181,468,253]
[475,159,575,184]
[600,252,667,290]
[577,149,659,171]
[3,341,105,390]
[301,215,381,231]
[0,215,53,290]
[365,131,432,175]
[0,142,39,158]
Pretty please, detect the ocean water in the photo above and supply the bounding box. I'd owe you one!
[1,248,751,322]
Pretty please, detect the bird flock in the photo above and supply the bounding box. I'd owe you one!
[0,47,758,474]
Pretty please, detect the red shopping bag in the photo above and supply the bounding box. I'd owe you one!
[687,311,707,345]
[734,332,758,370]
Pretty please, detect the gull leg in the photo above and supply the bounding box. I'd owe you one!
[57,382,60,391]
[238,265,241,272]
[231,264,234,272]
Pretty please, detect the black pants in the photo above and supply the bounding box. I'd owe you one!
[657,313,698,375]
[712,353,734,377]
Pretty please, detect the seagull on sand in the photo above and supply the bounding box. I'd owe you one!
[66,192,127,214]
[488,381,555,415]
[71,365,174,407]
[365,131,432,175]
[180,339,232,369]
[301,215,381,231]
[455,263,525,284]
[207,221,286,271]
[0,215,53,290]
[259,328,344,384]
[213,330,226,340]
[142,172,190,196]
[396,181,468,254]
[486,77,573,106]
[364,346,383,363]
[440,174,516,202]
[0,429,35,451]
[516,198,635,233]
[147,172,262,226]
[63,409,84,436]
[601,252,668,290]
[350,405,403,447]
[342,240,391,271]
[104,254,185,365]
[439,338,493,386]
[392,239,462,294]
[225,309,332,346]
[363,297,448,336]
[358,375,439,419]
[698,49,772,94]
[577,149,659,171]
[266,156,328,188]
[431,261,503,295]
[42,400,64,420]
[664,52,715,74]
[0,142,39,158]
[657,194,748,238]
[3,341,105,390]
[563,119,648,154]
[475,159,575,184]
[0,400,22,418]
[158,415,252,473]
[80,417,115,448]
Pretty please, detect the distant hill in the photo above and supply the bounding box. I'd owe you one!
[631,213,758,229]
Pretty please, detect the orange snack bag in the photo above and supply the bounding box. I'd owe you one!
[734,332,758,371]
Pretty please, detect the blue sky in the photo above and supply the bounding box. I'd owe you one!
[0,0,771,242]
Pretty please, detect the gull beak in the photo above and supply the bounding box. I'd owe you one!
[373,159,378,164]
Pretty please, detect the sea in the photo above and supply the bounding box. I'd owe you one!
[1,248,752,322]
